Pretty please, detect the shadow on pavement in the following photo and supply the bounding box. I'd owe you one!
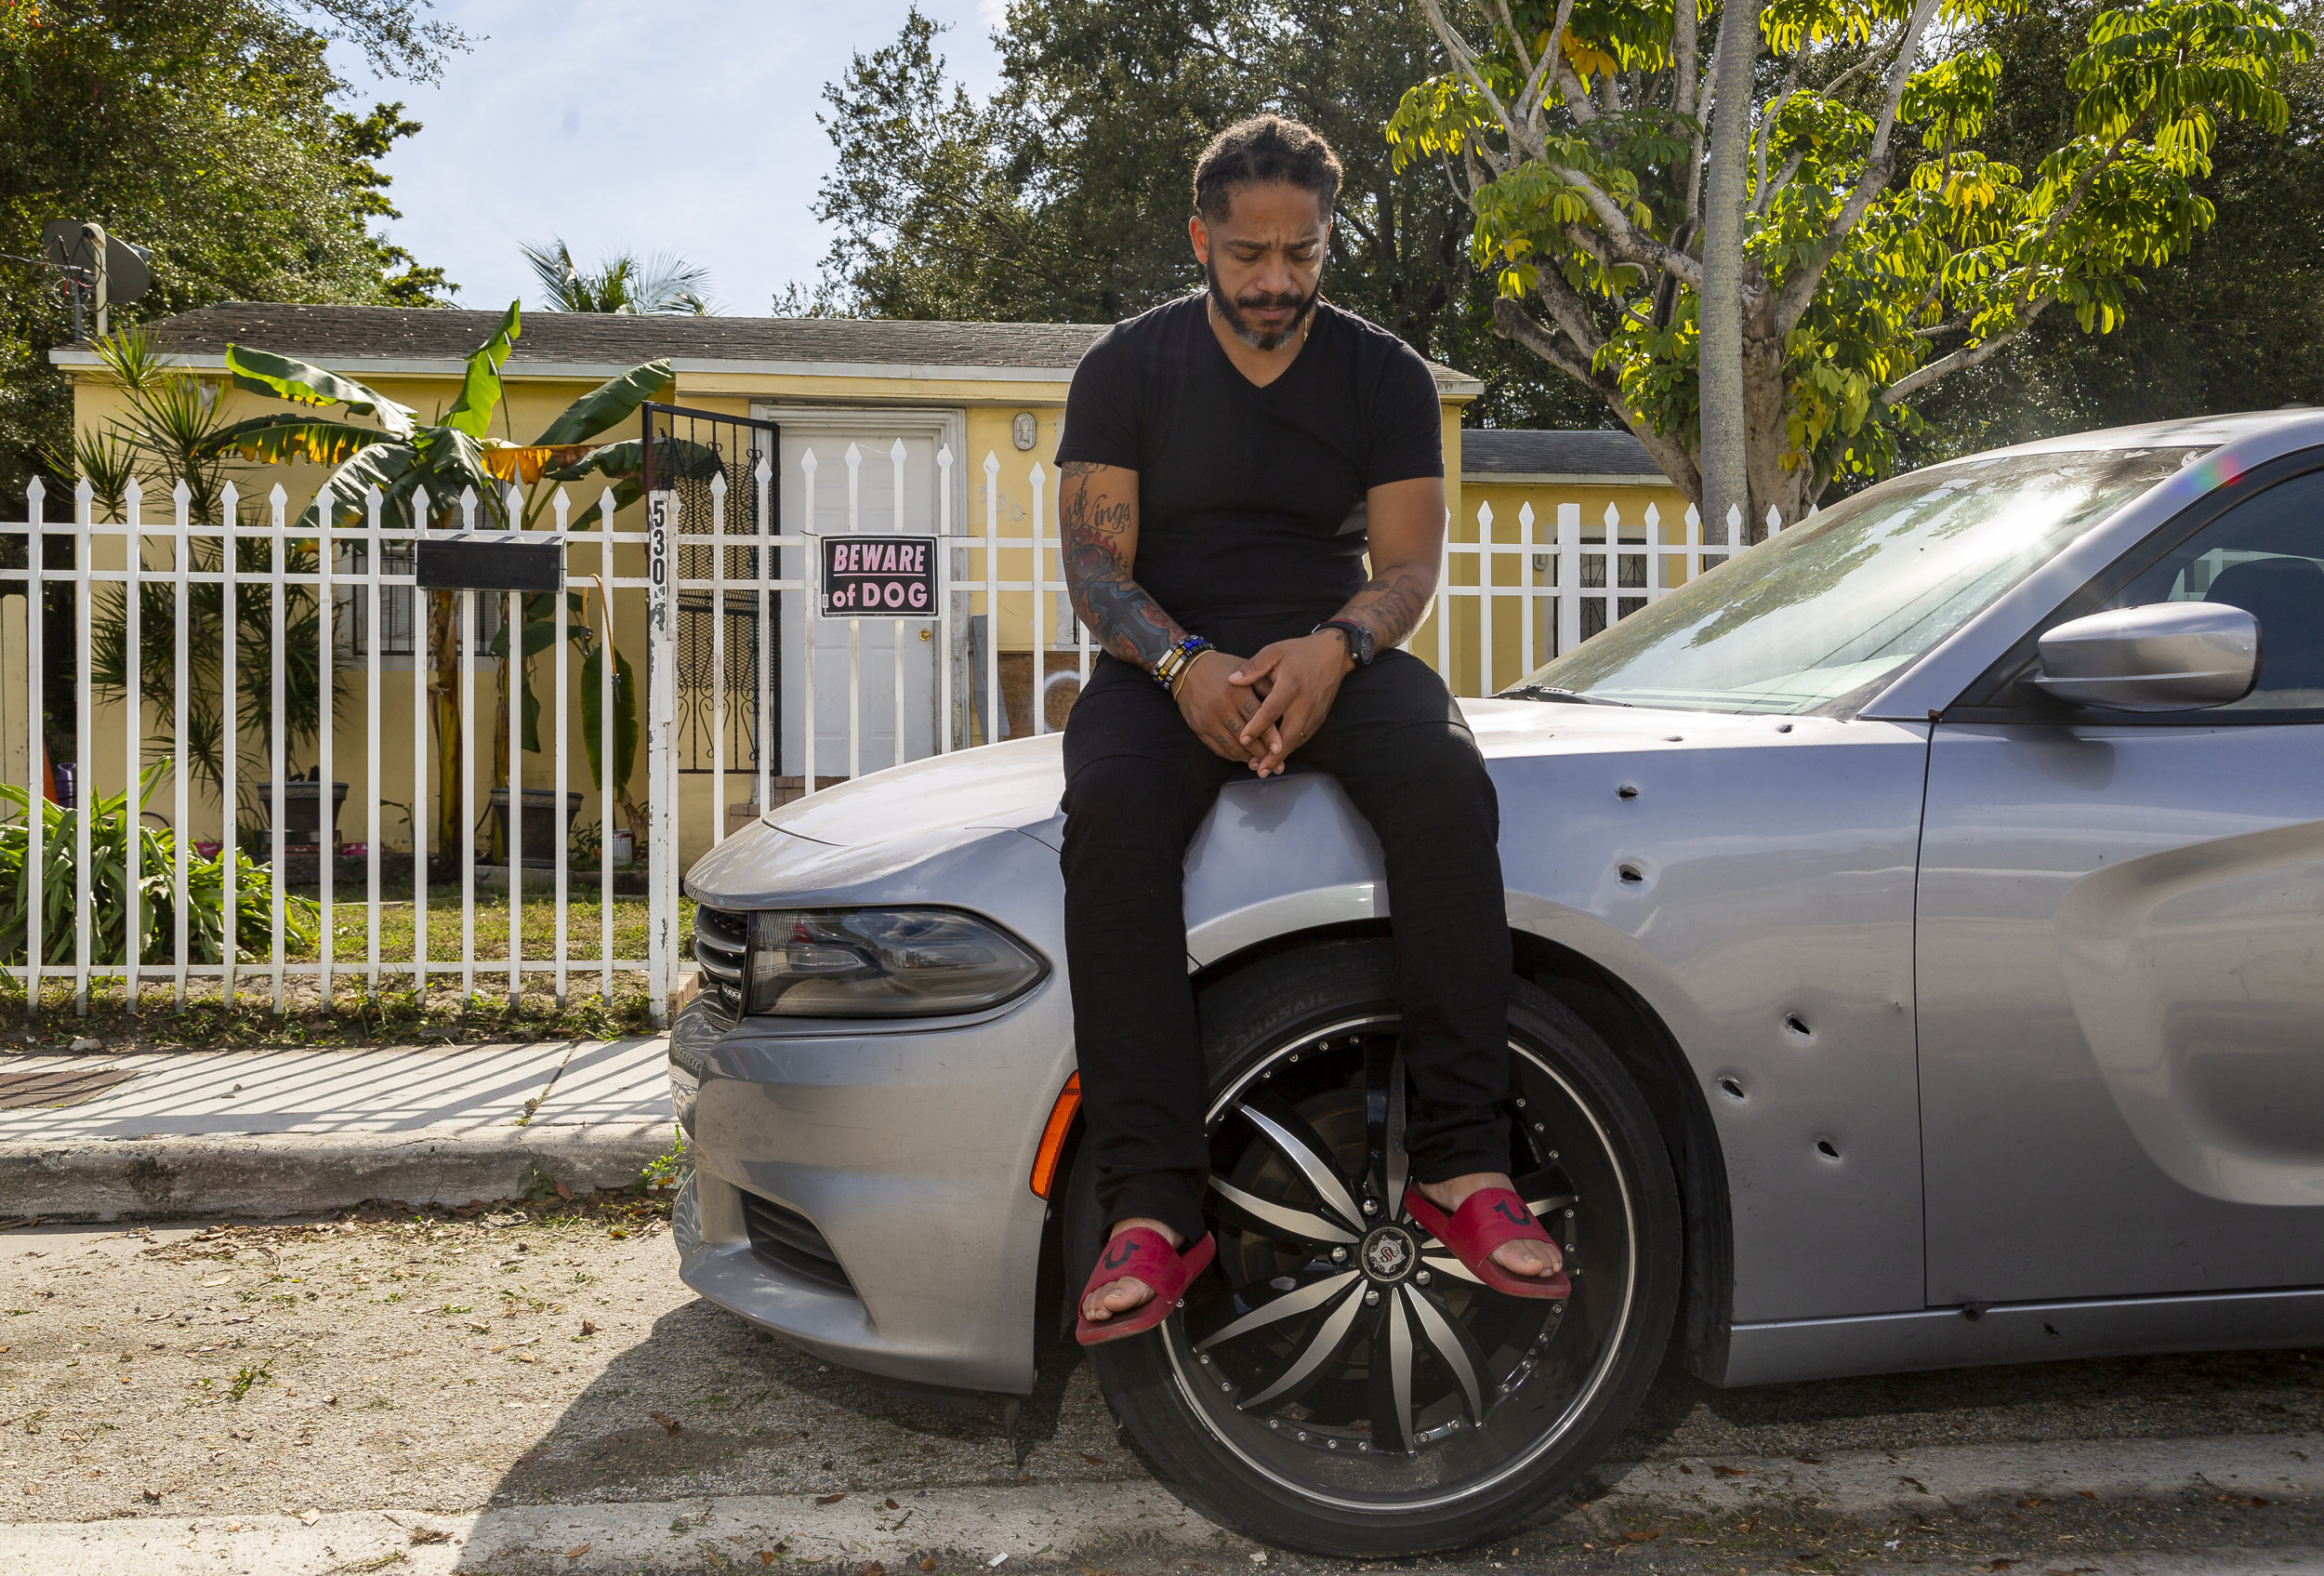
[486,1293,1124,1512]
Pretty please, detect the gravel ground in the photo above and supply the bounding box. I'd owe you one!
[3,1204,2319,1572]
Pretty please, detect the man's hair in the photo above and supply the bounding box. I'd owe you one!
[1192,114,1343,225]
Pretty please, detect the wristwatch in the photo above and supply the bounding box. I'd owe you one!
[1314,618,1375,666]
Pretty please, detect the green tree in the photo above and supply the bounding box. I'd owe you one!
[522,240,716,315]
[1393,0,2314,528]
[803,2,1610,430]
[0,0,464,500]
[1903,1,2324,465]
[204,303,669,852]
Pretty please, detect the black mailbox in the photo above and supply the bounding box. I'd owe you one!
[414,533,563,593]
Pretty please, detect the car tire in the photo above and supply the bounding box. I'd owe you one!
[1064,938,1683,1557]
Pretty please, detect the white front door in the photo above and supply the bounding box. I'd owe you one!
[765,409,964,782]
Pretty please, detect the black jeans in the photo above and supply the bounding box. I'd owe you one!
[1060,648,1512,1246]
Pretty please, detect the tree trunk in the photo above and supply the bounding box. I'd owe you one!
[428,589,463,864]
[1697,0,1759,546]
[1739,306,1802,540]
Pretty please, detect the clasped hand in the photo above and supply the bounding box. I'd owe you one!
[1172,633,1352,776]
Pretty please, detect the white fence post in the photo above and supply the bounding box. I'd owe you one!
[646,486,676,1026]
[21,478,41,1009]
[936,444,954,752]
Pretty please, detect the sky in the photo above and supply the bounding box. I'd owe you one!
[326,0,1010,317]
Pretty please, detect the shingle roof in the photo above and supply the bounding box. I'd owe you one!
[114,303,1114,370]
[88,302,1479,391]
[1461,428,1663,477]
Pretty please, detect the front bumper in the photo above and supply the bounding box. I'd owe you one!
[667,979,1073,1396]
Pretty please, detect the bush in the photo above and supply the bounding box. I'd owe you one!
[0,764,320,967]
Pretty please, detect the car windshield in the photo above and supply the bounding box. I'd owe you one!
[1506,446,2208,715]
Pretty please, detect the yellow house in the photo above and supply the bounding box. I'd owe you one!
[1455,428,1695,690]
[54,304,1489,871]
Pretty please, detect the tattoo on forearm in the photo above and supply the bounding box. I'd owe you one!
[1059,462,1183,668]
[1339,565,1433,653]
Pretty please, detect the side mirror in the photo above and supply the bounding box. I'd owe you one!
[2024,602,2260,712]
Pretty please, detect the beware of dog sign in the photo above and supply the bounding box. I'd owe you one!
[821,535,938,618]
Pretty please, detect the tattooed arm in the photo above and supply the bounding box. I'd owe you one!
[1060,460,1272,762]
[1058,461,1182,668]
[1333,475,1446,655]
[1231,474,1446,775]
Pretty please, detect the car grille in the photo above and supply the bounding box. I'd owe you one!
[694,906,747,1018]
[740,1189,855,1295]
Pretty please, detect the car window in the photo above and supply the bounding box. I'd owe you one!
[1506,446,2205,715]
[2106,468,2324,715]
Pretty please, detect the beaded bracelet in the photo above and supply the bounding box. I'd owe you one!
[1150,635,1214,695]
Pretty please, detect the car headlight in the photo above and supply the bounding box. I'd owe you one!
[733,907,1047,1018]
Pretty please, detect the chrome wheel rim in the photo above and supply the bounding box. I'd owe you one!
[1160,1014,1639,1513]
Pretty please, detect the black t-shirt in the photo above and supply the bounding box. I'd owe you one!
[1056,294,1443,654]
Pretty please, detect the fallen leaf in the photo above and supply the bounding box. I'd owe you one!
[1795,1454,1824,1464]
[1676,1463,1692,1475]
[140,1488,161,1503]
[201,1275,231,1288]
[409,1528,452,1545]
[883,1497,900,1510]
[298,1510,319,1527]
[759,1556,778,1569]
[1620,1529,1660,1543]
[816,1493,847,1505]
[579,1320,598,1337]
[566,1544,590,1558]
[649,1412,681,1437]
[1987,1561,2014,1571]
[2251,1496,2272,1507]
[324,1396,338,1407]
[862,1565,886,1576]
[1081,1453,1103,1466]
[925,1562,941,1573]
[2077,1490,2097,1500]
[1710,1464,1750,1477]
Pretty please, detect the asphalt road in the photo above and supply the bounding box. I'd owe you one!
[3,1204,2319,1573]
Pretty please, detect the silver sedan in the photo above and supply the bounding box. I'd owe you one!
[670,411,2324,1556]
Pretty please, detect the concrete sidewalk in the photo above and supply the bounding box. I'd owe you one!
[0,1035,674,1221]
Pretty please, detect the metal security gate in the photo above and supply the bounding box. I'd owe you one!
[641,404,781,778]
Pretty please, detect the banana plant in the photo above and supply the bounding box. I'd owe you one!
[196,303,673,854]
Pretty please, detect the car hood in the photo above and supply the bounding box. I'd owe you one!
[759,735,1073,847]
[753,700,1802,849]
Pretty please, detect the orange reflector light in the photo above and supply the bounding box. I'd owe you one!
[1029,1072,1081,1199]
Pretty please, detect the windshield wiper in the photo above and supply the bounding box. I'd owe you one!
[1501,683,1631,707]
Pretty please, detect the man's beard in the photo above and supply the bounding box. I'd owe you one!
[1206,258,1317,351]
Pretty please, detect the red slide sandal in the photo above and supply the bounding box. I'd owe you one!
[1403,1186,1572,1300]
[1074,1228,1217,1346]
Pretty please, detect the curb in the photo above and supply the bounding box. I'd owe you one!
[2,1436,2317,1575]
[0,1119,673,1222]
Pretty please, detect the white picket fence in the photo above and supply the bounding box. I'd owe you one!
[5,473,658,1018]
[1437,497,1788,691]
[0,459,1785,1021]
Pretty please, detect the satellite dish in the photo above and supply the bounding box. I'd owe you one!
[42,219,152,306]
